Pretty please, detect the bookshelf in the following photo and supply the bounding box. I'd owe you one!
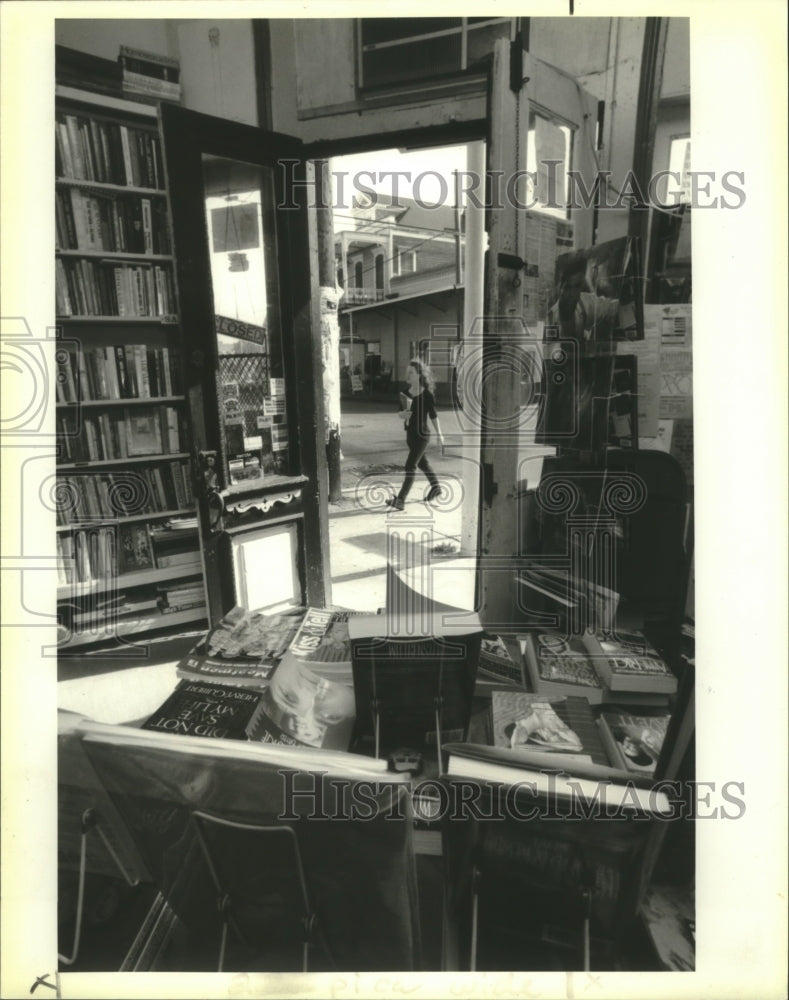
[55,83,208,650]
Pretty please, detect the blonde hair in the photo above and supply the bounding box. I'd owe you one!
[408,358,435,393]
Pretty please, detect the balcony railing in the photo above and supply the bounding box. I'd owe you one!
[341,288,386,307]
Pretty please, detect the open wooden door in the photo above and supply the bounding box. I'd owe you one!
[475,38,600,628]
[160,106,330,625]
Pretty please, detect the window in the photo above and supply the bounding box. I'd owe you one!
[354,260,363,289]
[375,254,384,291]
[358,18,516,93]
[525,111,574,219]
[392,248,417,277]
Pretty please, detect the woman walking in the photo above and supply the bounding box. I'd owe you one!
[386,359,445,510]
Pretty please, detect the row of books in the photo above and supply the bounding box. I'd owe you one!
[55,110,164,189]
[56,461,193,525]
[56,343,182,403]
[443,691,672,814]
[142,605,677,813]
[58,582,206,635]
[57,522,201,585]
[158,579,206,614]
[57,406,186,464]
[522,629,677,704]
[56,188,171,256]
[56,258,177,319]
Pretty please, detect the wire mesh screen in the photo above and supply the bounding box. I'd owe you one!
[219,353,269,436]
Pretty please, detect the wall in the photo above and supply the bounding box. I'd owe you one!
[55,18,258,126]
[56,18,176,61]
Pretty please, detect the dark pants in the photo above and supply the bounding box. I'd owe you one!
[397,432,439,500]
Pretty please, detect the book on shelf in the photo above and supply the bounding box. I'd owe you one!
[141,680,264,741]
[597,709,671,774]
[56,461,193,523]
[117,523,154,573]
[126,406,164,456]
[56,259,175,318]
[476,632,527,690]
[349,611,483,759]
[118,45,182,103]
[73,595,161,623]
[56,108,163,189]
[154,549,200,569]
[67,526,119,584]
[56,190,171,255]
[175,605,305,688]
[157,578,206,614]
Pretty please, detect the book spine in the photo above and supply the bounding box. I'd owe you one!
[119,126,133,186]
[64,116,86,179]
[56,120,75,178]
[134,345,150,398]
[102,346,120,400]
[141,198,154,254]
[119,45,180,74]
[165,407,179,453]
[78,122,96,181]
[122,72,181,97]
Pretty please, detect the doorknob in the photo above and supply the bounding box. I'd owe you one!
[197,449,225,533]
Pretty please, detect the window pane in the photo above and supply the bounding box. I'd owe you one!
[467,22,512,68]
[202,155,291,487]
[362,35,462,89]
[361,18,461,47]
[525,111,574,218]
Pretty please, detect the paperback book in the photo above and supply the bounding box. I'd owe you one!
[489,691,611,768]
[597,710,670,774]
[245,656,356,751]
[443,690,670,815]
[140,680,264,741]
[279,605,368,684]
[476,633,526,689]
[584,630,678,695]
[522,630,605,703]
[175,605,305,688]
[118,523,154,573]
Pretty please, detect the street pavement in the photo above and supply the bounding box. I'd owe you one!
[328,398,468,611]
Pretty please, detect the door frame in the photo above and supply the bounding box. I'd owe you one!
[160,104,331,623]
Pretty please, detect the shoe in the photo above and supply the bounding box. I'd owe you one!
[425,485,442,503]
[385,497,405,511]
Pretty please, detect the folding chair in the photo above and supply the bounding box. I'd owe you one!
[190,810,326,973]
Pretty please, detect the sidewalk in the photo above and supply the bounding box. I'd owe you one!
[328,399,468,611]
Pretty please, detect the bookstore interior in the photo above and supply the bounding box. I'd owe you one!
[51,17,697,977]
